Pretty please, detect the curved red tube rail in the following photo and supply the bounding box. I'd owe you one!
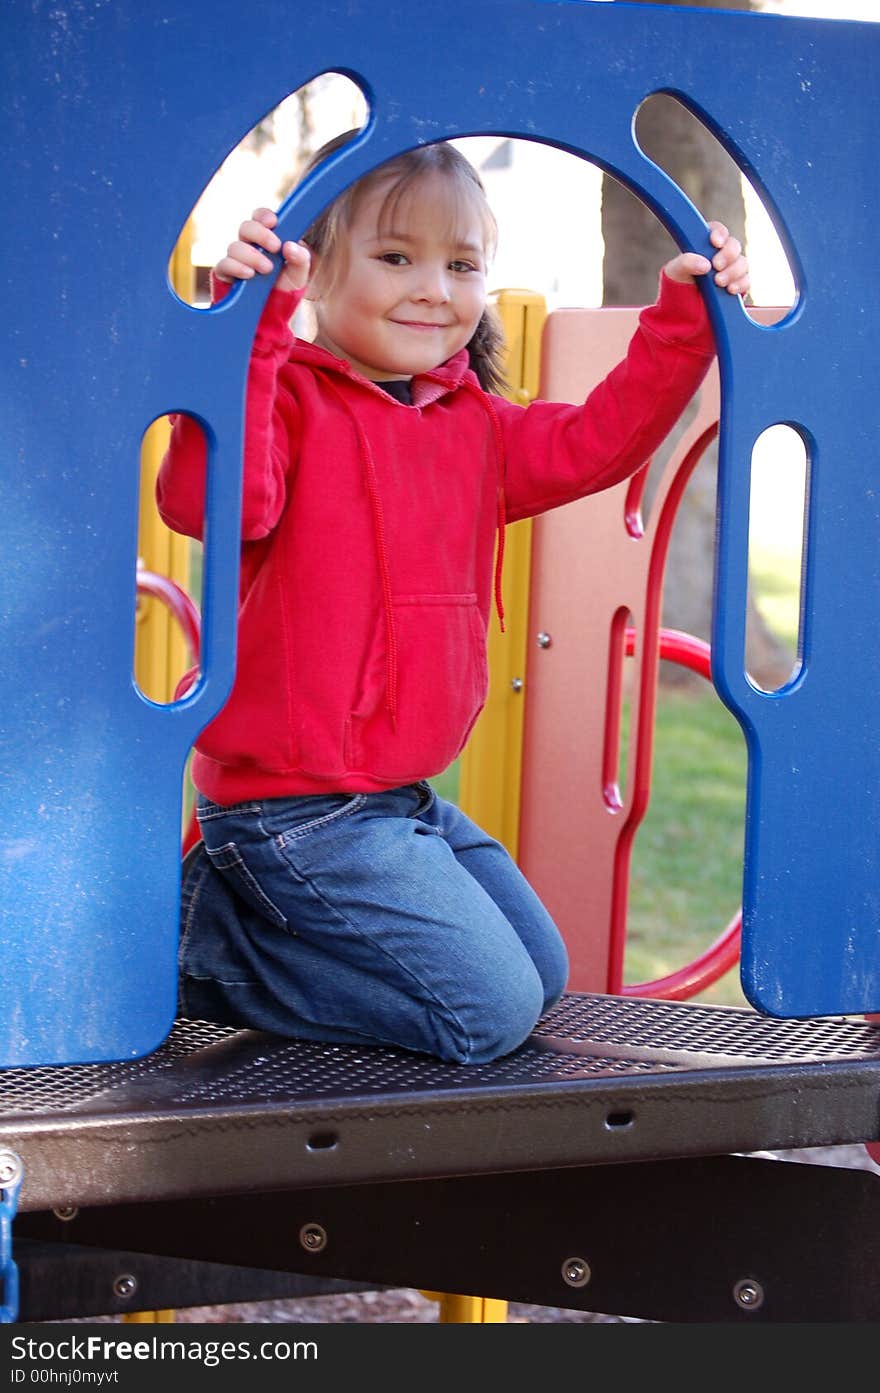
[136,566,202,852]
[620,626,742,1001]
[136,566,201,665]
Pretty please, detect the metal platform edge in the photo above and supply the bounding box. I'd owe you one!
[1,993,878,1212]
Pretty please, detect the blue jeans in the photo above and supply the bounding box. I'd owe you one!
[178,781,568,1064]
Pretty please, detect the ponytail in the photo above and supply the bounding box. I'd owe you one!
[467,304,508,396]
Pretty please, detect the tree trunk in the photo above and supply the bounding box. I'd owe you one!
[603,0,790,690]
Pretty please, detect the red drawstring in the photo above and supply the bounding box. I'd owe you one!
[464,382,507,634]
[362,441,399,722]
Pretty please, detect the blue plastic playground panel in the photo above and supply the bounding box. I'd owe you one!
[1,0,878,1065]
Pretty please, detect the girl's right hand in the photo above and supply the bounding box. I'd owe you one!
[213,207,311,294]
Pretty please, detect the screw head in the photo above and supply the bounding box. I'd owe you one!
[733,1278,765,1311]
[0,1151,22,1187]
[299,1222,328,1253]
[536,632,553,649]
[52,1206,79,1222]
[113,1274,138,1300]
[561,1256,591,1288]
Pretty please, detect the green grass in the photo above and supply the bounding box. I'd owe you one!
[749,540,802,654]
[429,763,460,805]
[589,544,800,1006]
[433,691,750,1008]
[611,538,799,1008]
[623,685,749,1007]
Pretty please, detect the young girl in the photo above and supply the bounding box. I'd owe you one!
[159,138,749,1064]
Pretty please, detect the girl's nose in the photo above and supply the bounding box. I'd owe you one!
[414,267,451,303]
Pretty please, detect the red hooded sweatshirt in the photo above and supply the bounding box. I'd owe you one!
[157,273,715,804]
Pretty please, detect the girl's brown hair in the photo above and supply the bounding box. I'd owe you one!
[298,133,508,394]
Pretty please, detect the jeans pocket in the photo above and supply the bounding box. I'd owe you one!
[204,841,290,931]
[273,792,368,845]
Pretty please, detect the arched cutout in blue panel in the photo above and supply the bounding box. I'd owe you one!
[632,89,799,319]
[2,0,879,1066]
[170,72,370,308]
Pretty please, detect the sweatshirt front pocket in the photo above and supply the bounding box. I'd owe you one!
[346,593,488,783]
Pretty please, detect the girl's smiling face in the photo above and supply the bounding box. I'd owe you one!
[308,170,490,381]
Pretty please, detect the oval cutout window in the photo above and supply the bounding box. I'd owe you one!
[746,423,809,692]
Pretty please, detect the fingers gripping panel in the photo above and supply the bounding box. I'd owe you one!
[1,1,877,1066]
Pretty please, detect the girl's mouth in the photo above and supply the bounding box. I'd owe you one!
[391,320,451,329]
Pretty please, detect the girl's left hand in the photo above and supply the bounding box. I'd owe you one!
[664,221,750,298]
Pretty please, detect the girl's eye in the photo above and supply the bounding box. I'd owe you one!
[379,252,409,266]
[450,260,477,274]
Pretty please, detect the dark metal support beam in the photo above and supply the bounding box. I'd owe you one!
[16,1155,880,1323]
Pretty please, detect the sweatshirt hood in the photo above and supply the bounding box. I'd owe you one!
[289,338,475,407]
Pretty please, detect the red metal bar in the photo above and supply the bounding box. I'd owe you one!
[136,566,202,853]
[620,625,743,1001]
[136,566,201,665]
[604,426,720,995]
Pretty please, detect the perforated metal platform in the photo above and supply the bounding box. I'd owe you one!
[2,993,879,1212]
